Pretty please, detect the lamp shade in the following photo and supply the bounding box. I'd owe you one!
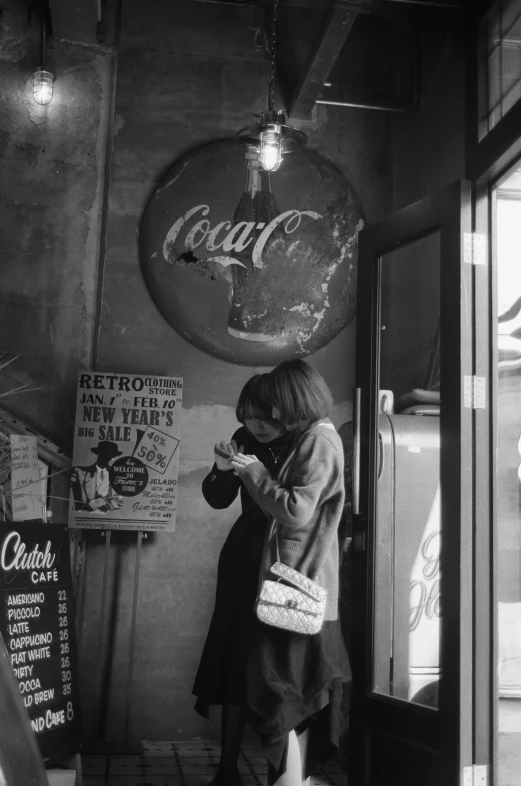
[259,126,283,171]
[235,111,307,172]
[33,68,54,105]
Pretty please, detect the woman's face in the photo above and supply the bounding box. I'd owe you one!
[244,413,285,443]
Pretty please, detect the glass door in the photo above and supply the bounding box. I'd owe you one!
[349,181,474,786]
[373,231,441,711]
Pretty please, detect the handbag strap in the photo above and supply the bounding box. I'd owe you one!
[274,526,281,564]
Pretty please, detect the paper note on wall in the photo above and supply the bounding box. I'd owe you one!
[10,435,47,521]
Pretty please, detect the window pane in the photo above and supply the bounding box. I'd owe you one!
[488,46,503,131]
[372,232,441,710]
[479,0,521,141]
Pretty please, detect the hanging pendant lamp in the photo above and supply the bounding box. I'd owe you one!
[33,11,54,105]
[234,0,307,170]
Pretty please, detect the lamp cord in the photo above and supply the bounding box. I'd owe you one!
[267,0,279,112]
[41,12,46,68]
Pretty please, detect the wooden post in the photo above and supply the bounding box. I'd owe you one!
[123,531,144,747]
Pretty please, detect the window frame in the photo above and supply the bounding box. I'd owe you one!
[467,0,521,182]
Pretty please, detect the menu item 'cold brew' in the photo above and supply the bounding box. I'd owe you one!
[0,523,81,760]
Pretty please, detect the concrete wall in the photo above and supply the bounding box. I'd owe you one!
[388,23,465,211]
[0,35,114,444]
[77,0,388,746]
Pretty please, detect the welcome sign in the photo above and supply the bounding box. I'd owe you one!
[140,139,363,365]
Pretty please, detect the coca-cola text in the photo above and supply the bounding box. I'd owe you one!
[163,204,322,269]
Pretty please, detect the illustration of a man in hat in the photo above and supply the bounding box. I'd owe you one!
[71,440,124,512]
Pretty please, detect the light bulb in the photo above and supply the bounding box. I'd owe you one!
[33,68,54,105]
[259,127,282,172]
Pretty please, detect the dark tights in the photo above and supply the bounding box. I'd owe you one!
[218,702,246,773]
[217,705,310,786]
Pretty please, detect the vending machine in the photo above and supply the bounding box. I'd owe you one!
[373,392,440,708]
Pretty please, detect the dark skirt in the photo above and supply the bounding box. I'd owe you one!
[193,507,351,777]
[244,617,351,779]
[192,504,268,715]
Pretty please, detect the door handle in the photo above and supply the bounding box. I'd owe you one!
[352,387,361,516]
[377,432,384,480]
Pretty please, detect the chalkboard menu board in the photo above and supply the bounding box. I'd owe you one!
[0,522,81,760]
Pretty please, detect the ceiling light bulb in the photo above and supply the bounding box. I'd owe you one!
[33,68,54,105]
[259,127,282,171]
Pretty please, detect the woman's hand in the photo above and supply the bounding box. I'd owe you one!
[214,440,242,471]
[230,453,259,473]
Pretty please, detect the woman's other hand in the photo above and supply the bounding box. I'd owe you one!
[214,440,242,471]
[230,453,259,473]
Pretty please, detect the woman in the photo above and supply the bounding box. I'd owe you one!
[231,359,351,786]
[193,374,293,786]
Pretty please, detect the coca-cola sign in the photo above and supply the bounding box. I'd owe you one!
[140,139,363,365]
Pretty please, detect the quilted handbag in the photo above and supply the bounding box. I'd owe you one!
[255,532,327,635]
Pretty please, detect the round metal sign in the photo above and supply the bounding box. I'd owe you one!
[139,139,363,366]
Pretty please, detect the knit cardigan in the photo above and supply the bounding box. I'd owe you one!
[237,419,345,621]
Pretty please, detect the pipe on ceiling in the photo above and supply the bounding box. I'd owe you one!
[374,0,463,7]
[192,0,254,5]
[315,98,410,111]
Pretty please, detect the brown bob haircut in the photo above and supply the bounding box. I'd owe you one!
[260,359,333,425]
[235,374,282,426]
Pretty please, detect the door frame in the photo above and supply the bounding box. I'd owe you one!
[465,2,521,780]
[349,180,474,786]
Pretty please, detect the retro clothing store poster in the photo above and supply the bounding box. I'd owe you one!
[68,372,182,532]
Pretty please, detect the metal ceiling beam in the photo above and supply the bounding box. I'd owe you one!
[287,0,364,120]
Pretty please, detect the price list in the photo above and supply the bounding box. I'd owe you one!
[0,523,81,760]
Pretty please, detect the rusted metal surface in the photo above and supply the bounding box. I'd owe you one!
[140,138,363,366]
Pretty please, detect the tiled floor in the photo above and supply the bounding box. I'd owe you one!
[81,741,346,786]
